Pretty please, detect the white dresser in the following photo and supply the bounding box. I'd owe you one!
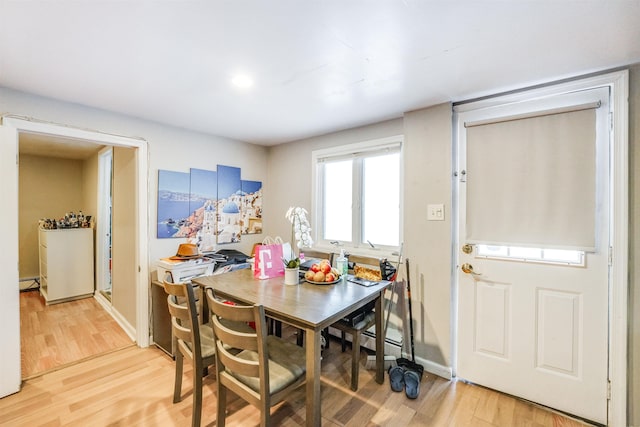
[39,228,94,304]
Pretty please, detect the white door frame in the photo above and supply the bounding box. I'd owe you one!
[452,70,628,426]
[0,116,150,397]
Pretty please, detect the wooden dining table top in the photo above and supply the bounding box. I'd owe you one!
[193,267,391,331]
[193,267,392,426]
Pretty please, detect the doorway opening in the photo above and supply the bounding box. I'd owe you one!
[0,116,149,397]
[17,134,130,379]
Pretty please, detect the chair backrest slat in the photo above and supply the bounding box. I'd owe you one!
[206,288,268,385]
[205,286,307,425]
[164,281,201,360]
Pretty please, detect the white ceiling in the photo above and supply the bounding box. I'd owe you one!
[1,1,639,146]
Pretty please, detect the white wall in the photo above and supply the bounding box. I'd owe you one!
[266,106,454,375]
[402,104,453,370]
[0,87,269,266]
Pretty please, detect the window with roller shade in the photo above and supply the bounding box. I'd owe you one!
[462,95,606,252]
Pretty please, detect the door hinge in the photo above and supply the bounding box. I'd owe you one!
[609,112,614,131]
[608,246,613,266]
[607,379,612,400]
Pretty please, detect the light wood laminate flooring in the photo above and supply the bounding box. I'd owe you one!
[4,321,595,426]
[20,290,134,379]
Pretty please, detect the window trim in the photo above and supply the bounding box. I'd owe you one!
[311,135,404,257]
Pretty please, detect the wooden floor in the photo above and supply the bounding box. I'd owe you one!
[20,289,134,378]
[3,322,594,427]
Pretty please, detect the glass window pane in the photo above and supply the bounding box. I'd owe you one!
[323,160,352,241]
[476,245,583,266]
[477,244,508,257]
[509,246,542,259]
[362,153,400,246]
[543,249,582,263]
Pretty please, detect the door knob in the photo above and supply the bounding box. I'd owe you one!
[461,263,482,276]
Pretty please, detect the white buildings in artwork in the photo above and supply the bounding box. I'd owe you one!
[197,201,217,252]
[218,199,241,243]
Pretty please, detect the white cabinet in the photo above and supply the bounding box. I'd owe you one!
[39,228,94,304]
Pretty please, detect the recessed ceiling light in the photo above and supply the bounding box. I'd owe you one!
[231,74,254,89]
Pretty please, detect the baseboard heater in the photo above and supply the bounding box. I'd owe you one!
[327,326,403,358]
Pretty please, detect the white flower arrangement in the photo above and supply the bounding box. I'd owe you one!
[285,206,313,256]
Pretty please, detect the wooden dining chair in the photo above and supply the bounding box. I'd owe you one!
[205,287,306,427]
[298,250,381,390]
[330,254,381,391]
[163,280,215,427]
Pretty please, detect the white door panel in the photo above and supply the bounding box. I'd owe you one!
[456,86,610,424]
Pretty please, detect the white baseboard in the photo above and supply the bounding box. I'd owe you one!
[407,355,452,380]
[94,292,137,342]
[327,327,452,380]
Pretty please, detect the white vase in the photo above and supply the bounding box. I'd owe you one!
[284,267,300,285]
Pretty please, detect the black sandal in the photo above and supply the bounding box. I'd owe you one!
[388,365,405,392]
[404,369,420,399]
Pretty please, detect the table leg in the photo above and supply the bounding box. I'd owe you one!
[375,290,385,384]
[305,328,321,427]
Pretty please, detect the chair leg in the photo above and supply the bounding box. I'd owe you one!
[173,350,184,403]
[192,365,203,427]
[275,320,282,337]
[350,331,360,391]
[217,383,227,427]
[260,397,270,427]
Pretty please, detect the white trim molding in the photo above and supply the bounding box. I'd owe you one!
[1,115,150,349]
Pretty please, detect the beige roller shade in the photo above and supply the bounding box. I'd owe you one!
[465,106,597,251]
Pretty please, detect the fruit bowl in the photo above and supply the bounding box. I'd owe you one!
[303,258,341,284]
[306,277,341,285]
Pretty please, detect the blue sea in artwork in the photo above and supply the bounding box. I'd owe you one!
[157,199,190,238]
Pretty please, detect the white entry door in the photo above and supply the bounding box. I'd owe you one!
[455,87,610,424]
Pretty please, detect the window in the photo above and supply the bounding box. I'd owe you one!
[313,136,402,252]
[476,244,585,266]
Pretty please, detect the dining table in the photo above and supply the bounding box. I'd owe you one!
[193,267,391,427]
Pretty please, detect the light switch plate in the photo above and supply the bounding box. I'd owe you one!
[427,204,445,221]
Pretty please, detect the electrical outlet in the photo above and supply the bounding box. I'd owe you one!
[427,204,445,221]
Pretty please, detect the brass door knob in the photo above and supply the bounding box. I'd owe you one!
[461,263,481,276]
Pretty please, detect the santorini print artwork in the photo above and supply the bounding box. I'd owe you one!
[156,166,263,247]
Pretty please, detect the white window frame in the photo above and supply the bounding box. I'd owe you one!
[311,135,403,257]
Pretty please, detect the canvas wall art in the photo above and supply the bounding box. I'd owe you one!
[157,170,190,238]
[157,165,262,246]
[241,180,263,234]
[216,165,242,244]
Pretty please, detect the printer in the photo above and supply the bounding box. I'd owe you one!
[157,257,215,283]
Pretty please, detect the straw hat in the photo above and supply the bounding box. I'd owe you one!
[169,243,202,260]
